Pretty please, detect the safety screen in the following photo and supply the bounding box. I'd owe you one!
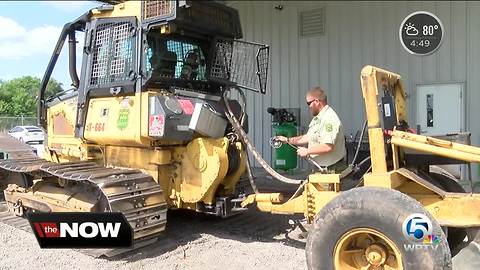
[256,47,269,93]
[166,41,206,80]
[145,38,206,81]
[90,22,134,86]
[210,41,232,82]
[143,0,174,20]
[210,40,269,94]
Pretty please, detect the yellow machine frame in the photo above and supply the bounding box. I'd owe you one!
[44,91,247,210]
[37,1,249,213]
[242,65,480,228]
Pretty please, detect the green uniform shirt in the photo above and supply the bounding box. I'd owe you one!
[306,105,346,167]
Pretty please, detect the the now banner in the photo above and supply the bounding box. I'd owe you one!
[27,212,133,248]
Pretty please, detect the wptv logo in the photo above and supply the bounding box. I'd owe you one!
[28,212,133,248]
[402,213,441,251]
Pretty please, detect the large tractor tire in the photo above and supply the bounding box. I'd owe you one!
[306,187,452,270]
[425,170,477,256]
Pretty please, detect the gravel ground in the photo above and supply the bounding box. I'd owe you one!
[0,162,478,270]
[0,208,308,270]
[1,205,480,270]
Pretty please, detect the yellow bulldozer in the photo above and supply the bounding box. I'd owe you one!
[0,1,479,269]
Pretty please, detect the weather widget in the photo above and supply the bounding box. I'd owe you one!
[399,11,444,55]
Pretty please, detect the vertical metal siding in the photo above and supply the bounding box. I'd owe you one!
[230,1,477,176]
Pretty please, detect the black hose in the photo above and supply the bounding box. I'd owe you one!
[350,120,368,167]
[356,156,371,169]
[244,150,259,194]
[222,87,304,185]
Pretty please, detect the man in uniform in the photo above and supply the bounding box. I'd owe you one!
[275,87,346,173]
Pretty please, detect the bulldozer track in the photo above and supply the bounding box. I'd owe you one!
[0,158,168,257]
[0,133,37,160]
[0,207,32,232]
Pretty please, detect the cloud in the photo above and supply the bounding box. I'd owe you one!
[43,1,90,13]
[0,16,61,60]
[0,17,27,39]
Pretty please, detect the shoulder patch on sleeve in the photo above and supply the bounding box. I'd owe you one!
[325,123,333,132]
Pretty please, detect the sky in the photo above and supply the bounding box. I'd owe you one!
[0,1,100,89]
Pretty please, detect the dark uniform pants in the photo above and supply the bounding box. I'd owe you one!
[325,159,348,174]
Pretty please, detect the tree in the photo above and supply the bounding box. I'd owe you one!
[45,79,65,99]
[0,76,64,116]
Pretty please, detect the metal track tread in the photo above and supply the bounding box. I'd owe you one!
[0,159,168,257]
[0,209,32,233]
[0,157,47,172]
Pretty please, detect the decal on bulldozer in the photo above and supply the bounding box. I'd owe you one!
[117,108,129,130]
[149,114,165,137]
[178,99,195,115]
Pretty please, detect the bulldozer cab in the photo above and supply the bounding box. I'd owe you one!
[38,0,269,141]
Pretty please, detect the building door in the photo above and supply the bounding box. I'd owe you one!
[416,83,464,135]
[416,83,466,179]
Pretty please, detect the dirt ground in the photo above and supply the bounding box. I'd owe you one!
[0,208,308,270]
[1,196,480,270]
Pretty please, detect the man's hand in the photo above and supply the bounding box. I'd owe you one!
[297,147,310,157]
[275,136,288,143]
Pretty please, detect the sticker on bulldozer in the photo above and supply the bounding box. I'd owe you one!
[117,108,129,130]
[149,114,165,136]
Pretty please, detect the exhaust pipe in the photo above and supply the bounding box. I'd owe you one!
[68,31,80,89]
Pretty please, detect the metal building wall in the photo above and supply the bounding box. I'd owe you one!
[229,1,478,174]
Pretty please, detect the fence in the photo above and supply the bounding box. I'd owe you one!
[0,116,38,132]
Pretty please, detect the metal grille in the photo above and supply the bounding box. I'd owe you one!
[143,0,174,20]
[256,46,269,94]
[210,41,233,81]
[299,7,326,37]
[166,41,206,80]
[210,40,269,93]
[91,28,110,81]
[90,22,134,86]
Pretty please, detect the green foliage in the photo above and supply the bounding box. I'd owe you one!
[45,79,64,99]
[0,77,64,116]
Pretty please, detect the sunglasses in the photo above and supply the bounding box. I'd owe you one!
[306,99,318,106]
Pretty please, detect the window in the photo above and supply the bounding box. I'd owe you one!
[10,127,22,133]
[25,127,42,132]
[166,41,206,80]
[145,36,207,81]
[90,21,135,86]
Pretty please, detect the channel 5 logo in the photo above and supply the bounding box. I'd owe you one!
[402,213,441,251]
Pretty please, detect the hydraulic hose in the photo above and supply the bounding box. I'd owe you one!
[350,120,368,167]
[222,87,304,185]
[244,151,259,194]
